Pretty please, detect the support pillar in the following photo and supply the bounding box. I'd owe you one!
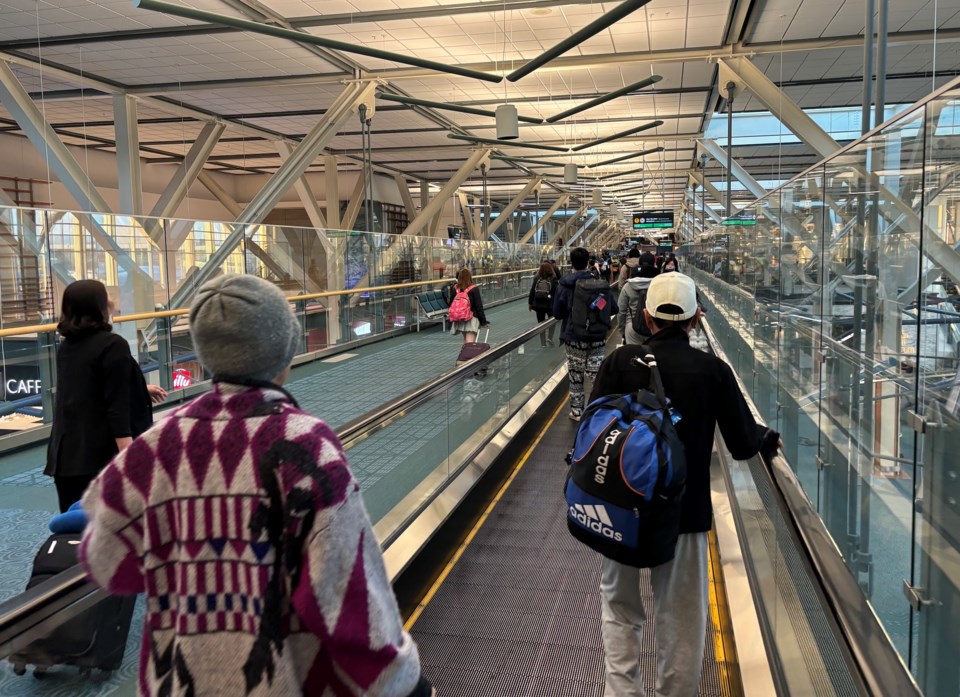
[326,155,341,229]
[486,177,542,238]
[519,194,569,244]
[113,94,143,216]
[403,149,491,237]
[277,139,327,230]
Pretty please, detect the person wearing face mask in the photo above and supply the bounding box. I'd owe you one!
[44,280,166,513]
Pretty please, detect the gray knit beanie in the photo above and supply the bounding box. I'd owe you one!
[189,275,300,383]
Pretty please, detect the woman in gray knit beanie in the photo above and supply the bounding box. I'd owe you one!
[189,275,301,384]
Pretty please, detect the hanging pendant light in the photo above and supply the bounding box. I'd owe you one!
[591,189,603,207]
[563,164,578,183]
[496,103,519,140]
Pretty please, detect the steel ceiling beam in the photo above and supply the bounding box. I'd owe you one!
[566,213,601,247]
[112,94,143,216]
[0,0,597,50]
[277,140,327,230]
[507,0,652,81]
[547,75,663,123]
[148,121,226,229]
[165,81,376,311]
[518,194,570,245]
[487,177,542,238]
[590,146,665,169]
[698,139,768,199]
[134,0,503,83]
[403,149,491,236]
[378,93,543,124]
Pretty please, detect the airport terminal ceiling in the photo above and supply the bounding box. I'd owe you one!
[0,0,958,215]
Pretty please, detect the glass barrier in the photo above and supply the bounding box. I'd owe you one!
[686,76,960,696]
[0,322,566,694]
[0,202,562,432]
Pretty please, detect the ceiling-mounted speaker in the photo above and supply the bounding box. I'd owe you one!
[591,189,603,207]
[496,104,519,140]
[563,164,578,183]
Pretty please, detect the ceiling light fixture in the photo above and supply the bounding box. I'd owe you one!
[563,164,578,183]
[496,103,520,140]
[507,0,652,81]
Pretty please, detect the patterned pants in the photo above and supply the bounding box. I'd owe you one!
[565,340,606,414]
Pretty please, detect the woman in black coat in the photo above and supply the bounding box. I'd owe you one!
[528,262,559,346]
[44,280,167,512]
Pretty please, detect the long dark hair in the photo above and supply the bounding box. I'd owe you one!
[57,280,112,339]
[538,262,555,279]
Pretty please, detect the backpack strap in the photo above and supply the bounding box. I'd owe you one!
[634,346,667,405]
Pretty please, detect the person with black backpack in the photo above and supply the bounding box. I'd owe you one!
[552,247,618,421]
[616,262,659,345]
[587,272,781,697]
[528,261,558,347]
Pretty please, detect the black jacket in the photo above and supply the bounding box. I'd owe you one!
[589,326,768,534]
[553,270,619,345]
[528,275,559,313]
[45,330,153,478]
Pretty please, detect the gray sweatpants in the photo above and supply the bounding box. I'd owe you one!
[600,532,709,697]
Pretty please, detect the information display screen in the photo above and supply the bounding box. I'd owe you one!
[722,211,758,226]
[632,210,674,229]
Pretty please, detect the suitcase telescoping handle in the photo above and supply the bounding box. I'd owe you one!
[479,327,490,343]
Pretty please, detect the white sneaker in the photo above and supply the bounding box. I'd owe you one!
[568,411,581,422]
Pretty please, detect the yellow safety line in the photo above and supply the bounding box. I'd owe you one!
[707,529,742,696]
[404,398,567,631]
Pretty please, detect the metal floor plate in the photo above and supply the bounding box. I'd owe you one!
[411,410,735,696]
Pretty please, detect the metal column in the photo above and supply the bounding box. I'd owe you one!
[113,94,143,216]
[326,155,341,229]
[486,177,542,238]
[519,194,569,244]
[403,149,491,237]
[277,139,328,230]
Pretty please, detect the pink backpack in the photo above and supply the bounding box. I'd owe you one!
[448,285,475,322]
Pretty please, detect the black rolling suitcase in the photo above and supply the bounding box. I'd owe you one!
[10,533,135,679]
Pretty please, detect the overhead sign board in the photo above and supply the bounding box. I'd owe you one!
[633,210,674,229]
[722,211,758,226]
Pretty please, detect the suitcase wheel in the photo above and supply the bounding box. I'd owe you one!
[33,666,48,679]
[11,661,25,676]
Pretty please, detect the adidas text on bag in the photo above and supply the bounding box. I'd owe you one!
[569,278,613,341]
[564,350,687,567]
[448,285,475,322]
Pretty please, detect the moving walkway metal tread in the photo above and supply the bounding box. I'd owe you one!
[411,409,730,696]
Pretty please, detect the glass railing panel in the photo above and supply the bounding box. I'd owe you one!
[911,85,960,697]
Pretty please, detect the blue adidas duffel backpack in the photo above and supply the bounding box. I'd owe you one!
[565,350,687,568]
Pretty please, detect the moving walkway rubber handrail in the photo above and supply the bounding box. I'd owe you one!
[0,315,559,654]
[0,267,538,338]
[702,319,923,697]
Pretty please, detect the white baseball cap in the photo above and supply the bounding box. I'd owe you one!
[645,272,698,321]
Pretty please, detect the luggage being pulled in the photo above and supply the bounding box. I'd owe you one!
[456,327,491,367]
[10,533,135,679]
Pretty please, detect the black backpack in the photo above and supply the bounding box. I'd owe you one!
[569,278,613,341]
[564,349,687,567]
[630,285,652,337]
[533,277,552,309]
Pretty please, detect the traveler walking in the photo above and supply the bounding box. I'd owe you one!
[45,280,166,513]
[589,272,780,697]
[618,248,640,286]
[528,261,558,346]
[448,267,489,344]
[553,247,618,421]
[616,263,659,346]
[80,275,432,697]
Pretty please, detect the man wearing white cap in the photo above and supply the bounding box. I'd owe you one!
[589,273,781,697]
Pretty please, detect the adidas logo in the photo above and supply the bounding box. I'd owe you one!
[569,504,623,542]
